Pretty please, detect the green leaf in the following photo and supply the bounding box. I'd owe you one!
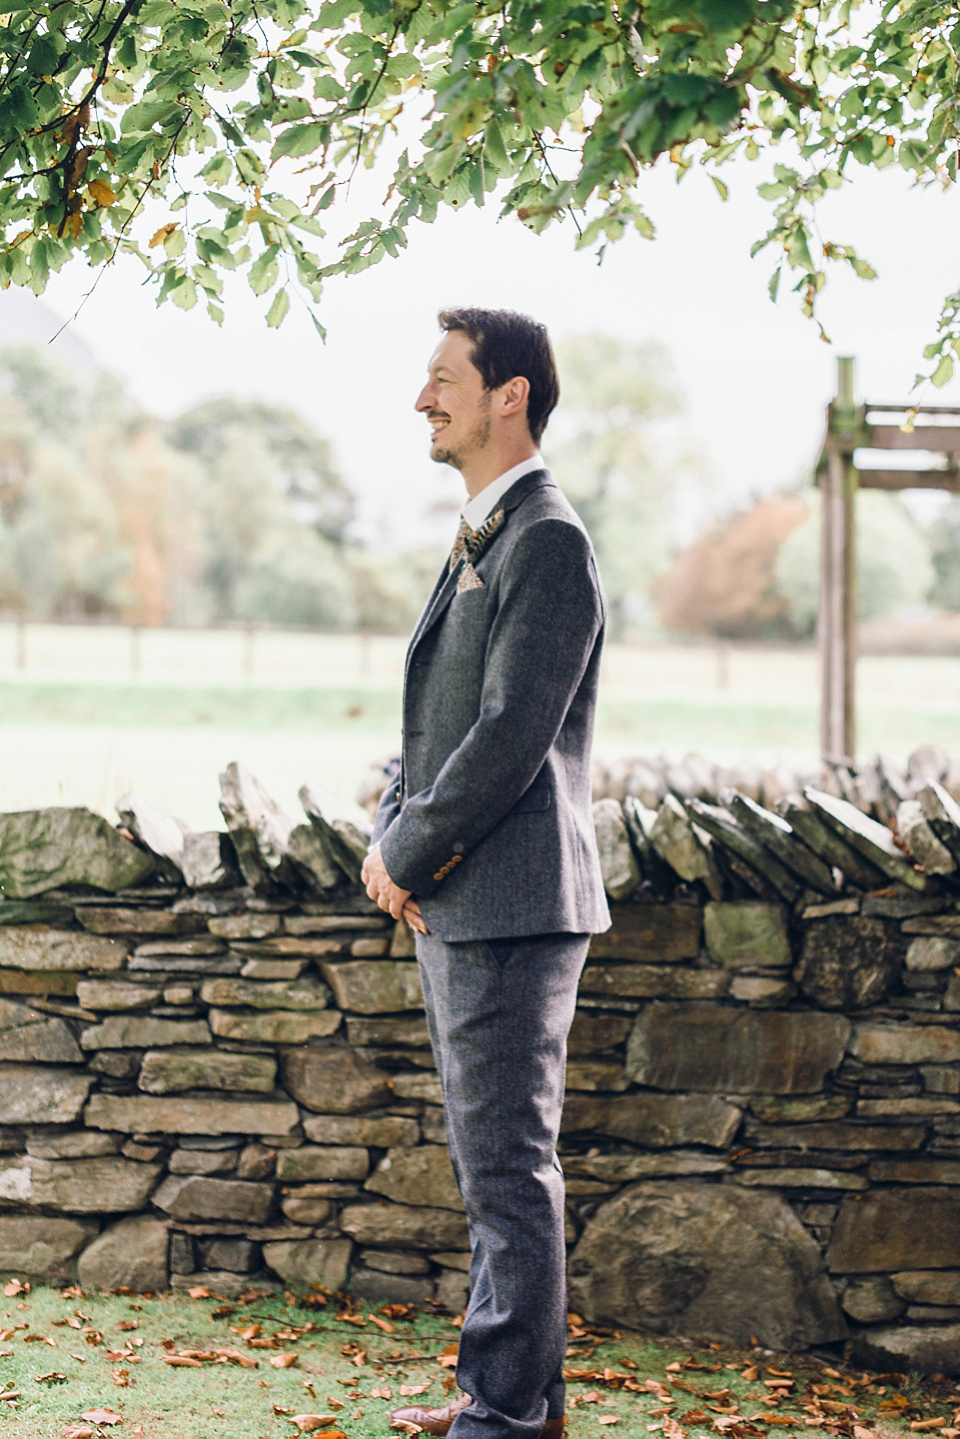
[271,122,327,161]
[266,287,291,327]
[769,266,782,302]
[710,174,729,201]
[932,353,954,388]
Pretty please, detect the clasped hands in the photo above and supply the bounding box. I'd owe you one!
[362,843,428,935]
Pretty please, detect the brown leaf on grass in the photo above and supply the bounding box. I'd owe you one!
[288,1418,347,1436]
[24,1333,56,1345]
[911,1422,948,1432]
[115,1321,138,1333]
[381,1304,416,1321]
[62,1427,95,1439]
[35,1371,68,1383]
[163,1355,203,1368]
[271,1354,299,1369]
[84,1331,104,1347]
[60,1287,83,1301]
[766,1369,793,1379]
[741,1367,759,1383]
[663,1417,685,1439]
[249,1337,282,1350]
[188,1286,212,1299]
[749,1415,795,1425]
[211,1305,235,1319]
[112,1370,130,1387]
[81,1409,122,1425]
[370,1315,397,1334]
[598,1416,620,1425]
[437,1342,459,1369]
[2,1279,28,1297]
[210,1347,258,1368]
[853,1429,878,1439]
[619,1359,638,1371]
[400,1383,432,1398]
[371,1385,393,1400]
[337,1312,367,1327]
[231,1324,261,1340]
[581,1391,603,1405]
[665,1364,682,1373]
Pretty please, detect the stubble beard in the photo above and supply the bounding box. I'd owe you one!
[430,399,491,470]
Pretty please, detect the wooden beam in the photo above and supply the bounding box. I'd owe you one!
[865,424,960,452]
[820,357,858,763]
[858,468,960,491]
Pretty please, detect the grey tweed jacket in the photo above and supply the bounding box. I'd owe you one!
[372,468,611,943]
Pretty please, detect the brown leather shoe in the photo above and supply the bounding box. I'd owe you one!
[389,1391,564,1437]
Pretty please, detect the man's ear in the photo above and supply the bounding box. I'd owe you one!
[499,375,530,419]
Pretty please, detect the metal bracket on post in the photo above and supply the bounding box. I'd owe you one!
[819,357,861,764]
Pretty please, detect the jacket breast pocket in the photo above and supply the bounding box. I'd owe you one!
[513,782,553,814]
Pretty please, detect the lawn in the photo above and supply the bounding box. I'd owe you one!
[0,1281,952,1439]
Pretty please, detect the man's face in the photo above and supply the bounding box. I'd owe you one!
[415,330,492,470]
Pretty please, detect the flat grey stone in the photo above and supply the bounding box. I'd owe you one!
[0,928,126,972]
[649,796,723,899]
[593,800,640,900]
[625,1004,850,1094]
[0,1063,92,1123]
[893,1271,960,1304]
[135,938,225,957]
[346,1015,430,1048]
[0,997,81,1063]
[85,1092,300,1135]
[302,1113,420,1147]
[850,1021,960,1065]
[704,902,790,969]
[565,1060,630,1091]
[81,1016,212,1050]
[587,904,702,964]
[778,797,886,889]
[199,976,331,1010]
[569,1180,846,1349]
[561,1091,742,1148]
[78,908,202,937]
[689,801,800,902]
[733,1167,866,1190]
[347,1265,434,1305]
[807,786,927,888]
[360,1248,431,1275]
[321,960,423,1015]
[199,1237,259,1273]
[563,1151,727,1182]
[907,936,960,972]
[579,964,728,1000]
[286,914,389,936]
[26,1131,119,1159]
[0,1214,96,1281]
[78,1213,169,1292]
[0,1155,162,1212]
[138,1047,277,1094]
[729,975,796,1004]
[366,1145,462,1211]
[76,980,162,1011]
[169,1147,238,1175]
[726,793,836,893]
[281,1045,391,1114]
[897,800,956,875]
[280,1194,334,1226]
[850,1323,960,1377]
[842,1274,905,1323]
[180,832,240,891]
[262,1236,352,1289]
[240,959,306,980]
[276,1146,369,1182]
[208,1008,342,1044]
[219,762,302,894]
[0,807,155,897]
[208,913,281,940]
[795,917,902,1010]
[829,1187,960,1271]
[116,791,188,882]
[919,782,960,867]
[749,1094,851,1122]
[391,1072,444,1105]
[299,783,371,885]
[339,1200,469,1250]
[568,1011,633,1056]
[153,1174,274,1223]
[287,822,342,891]
[869,1157,960,1183]
[128,954,241,975]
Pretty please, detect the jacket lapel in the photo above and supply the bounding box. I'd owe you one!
[408,469,555,656]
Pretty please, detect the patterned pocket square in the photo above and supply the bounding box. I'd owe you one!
[456,561,484,593]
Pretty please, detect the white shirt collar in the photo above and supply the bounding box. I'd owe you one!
[461,454,544,531]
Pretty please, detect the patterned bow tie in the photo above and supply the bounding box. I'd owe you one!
[448,508,506,592]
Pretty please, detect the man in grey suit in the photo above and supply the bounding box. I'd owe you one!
[361,308,610,1439]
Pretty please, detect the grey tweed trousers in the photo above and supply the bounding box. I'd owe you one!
[415,930,591,1439]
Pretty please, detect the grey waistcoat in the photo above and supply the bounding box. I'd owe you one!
[373,468,611,942]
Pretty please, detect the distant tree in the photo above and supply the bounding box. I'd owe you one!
[928,498,960,612]
[654,494,807,640]
[546,334,695,638]
[776,490,935,636]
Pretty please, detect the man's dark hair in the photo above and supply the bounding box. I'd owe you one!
[437,307,560,444]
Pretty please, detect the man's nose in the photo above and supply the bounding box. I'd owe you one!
[415,382,434,413]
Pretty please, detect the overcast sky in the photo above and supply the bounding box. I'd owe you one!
[12,149,960,547]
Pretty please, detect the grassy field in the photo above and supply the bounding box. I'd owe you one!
[0,1282,948,1439]
[1,625,960,825]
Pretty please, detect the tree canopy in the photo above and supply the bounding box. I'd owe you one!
[1,0,958,376]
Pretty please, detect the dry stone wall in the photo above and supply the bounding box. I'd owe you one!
[2,759,960,1374]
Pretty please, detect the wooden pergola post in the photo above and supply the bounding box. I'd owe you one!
[816,367,960,764]
[819,357,860,763]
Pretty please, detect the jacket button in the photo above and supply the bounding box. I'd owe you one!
[433,871,443,881]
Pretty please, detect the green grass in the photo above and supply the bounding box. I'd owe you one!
[0,684,401,733]
[0,1283,951,1439]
